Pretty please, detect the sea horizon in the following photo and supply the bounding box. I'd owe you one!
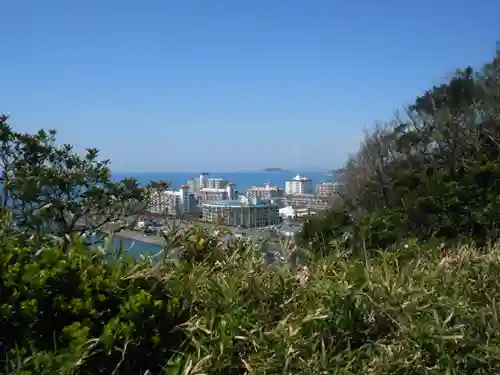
[112,171,336,192]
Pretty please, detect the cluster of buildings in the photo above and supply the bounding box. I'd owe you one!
[187,173,238,201]
[147,172,338,229]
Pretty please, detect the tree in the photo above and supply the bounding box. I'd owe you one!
[0,115,155,249]
[316,44,500,249]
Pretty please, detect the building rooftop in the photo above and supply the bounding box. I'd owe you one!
[200,188,227,192]
[285,173,312,182]
[248,186,281,191]
[203,199,275,208]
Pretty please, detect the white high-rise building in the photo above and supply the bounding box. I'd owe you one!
[180,185,191,213]
[285,173,313,195]
[199,173,209,189]
[227,183,236,200]
[148,186,195,217]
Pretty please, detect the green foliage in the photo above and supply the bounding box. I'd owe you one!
[305,44,500,250]
[3,216,500,373]
[0,115,153,249]
[300,207,353,250]
[0,216,189,375]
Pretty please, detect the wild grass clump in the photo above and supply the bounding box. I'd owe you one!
[2,221,500,374]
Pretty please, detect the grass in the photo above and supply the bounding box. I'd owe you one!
[2,226,500,374]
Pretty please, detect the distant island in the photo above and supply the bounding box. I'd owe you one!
[263,168,290,172]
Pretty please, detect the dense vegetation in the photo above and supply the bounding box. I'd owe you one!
[3,223,500,374]
[2,46,500,374]
[302,46,500,251]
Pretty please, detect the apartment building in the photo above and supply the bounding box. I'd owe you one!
[205,177,229,190]
[147,185,193,217]
[199,182,236,202]
[187,178,199,195]
[285,173,313,195]
[316,181,338,197]
[187,173,234,199]
[247,181,284,201]
[283,194,329,210]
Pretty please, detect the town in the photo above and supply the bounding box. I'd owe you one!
[133,172,338,242]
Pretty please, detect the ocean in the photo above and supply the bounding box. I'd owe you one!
[110,171,332,255]
[112,171,333,191]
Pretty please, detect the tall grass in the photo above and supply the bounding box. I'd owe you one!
[1,225,500,374]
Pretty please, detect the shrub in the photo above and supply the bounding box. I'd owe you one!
[0,218,189,375]
[2,216,500,374]
[305,44,500,250]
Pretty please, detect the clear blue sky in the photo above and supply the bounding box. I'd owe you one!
[1,0,498,172]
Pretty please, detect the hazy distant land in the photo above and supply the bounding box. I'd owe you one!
[263,168,290,172]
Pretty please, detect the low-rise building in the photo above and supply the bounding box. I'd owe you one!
[285,173,313,195]
[201,196,280,228]
[279,206,317,219]
[316,181,338,197]
[247,181,284,200]
[283,194,329,210]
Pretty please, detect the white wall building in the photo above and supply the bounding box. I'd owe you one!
[199,182,236,202]
[202,195,280,228]
[285,173,313,195]
[247,181,284,201]
[279,206,316,220]
[148,185,193,217]
[316,181,338,197]
[283,194,329,210]
[188,173,233,201]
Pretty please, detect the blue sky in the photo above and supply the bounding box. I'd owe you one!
[1,0,498,172]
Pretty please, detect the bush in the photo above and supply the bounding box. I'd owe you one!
[0,219,189,375]
[2,215,500,374]
[304,44,500,250]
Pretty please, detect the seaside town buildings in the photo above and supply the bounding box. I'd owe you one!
[199,183,236,202]
[201,195,280,228]
[147,185,195,217]
[282,173,330,211]
[247,181,284,201]
[315,181,338,197]
[285,173,313,195]
[187,173,238,202]
[282,194,330,211]
[147,172,332,224]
